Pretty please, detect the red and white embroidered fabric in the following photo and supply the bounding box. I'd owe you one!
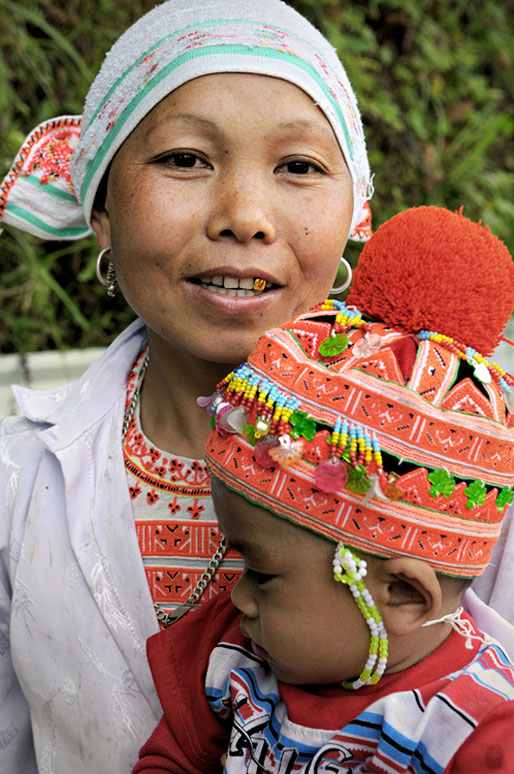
[0,116,90,240]
[124,352,242,620]
[206,307,514,578]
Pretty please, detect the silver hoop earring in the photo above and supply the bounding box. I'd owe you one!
[331,256,353,295]
[95,246,117,297]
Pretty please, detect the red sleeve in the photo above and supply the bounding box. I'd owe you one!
[133,593,243,773]
[132,715,218,774]
[448,701,514,773]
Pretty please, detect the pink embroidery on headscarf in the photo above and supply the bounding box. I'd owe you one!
[24,134,74,190]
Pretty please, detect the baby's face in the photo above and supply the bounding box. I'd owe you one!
[214,480,376,686]
[92,72,353,366]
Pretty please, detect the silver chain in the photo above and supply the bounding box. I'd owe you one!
[154,537,227,627]
[122,350,150,442]
[123,348,227,627]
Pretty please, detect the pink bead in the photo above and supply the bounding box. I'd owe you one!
[215,402,234,436]
[314,459,348,493]
[254,437,280,468]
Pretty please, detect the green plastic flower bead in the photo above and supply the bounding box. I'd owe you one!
[427,469,456,498]
[318,333,349,357]
[244,424,258,446]
[495,486,514,512]
[465,480,487,509]
[289,411,317,441]
[346,464,371,494]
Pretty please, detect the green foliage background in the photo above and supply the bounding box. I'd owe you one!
[1,0,513,354]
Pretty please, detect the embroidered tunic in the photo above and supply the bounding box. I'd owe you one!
[124,350,242,620]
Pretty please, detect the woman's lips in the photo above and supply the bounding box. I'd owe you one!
[198,275,273,296]
[187,278,281,310]
[188,267,281,299]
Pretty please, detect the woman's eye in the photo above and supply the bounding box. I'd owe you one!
[277,159,324,175]
[172,152,200,167]
[287,160,311,174]
[157,152,208,168]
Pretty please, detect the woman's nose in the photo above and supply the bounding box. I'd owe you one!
[231,574,259,618]
[207,175,276,244]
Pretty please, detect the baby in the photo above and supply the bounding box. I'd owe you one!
[133,206,514,773]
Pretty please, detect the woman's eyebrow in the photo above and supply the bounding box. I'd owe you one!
[277,118,327,130]
[145,114,335,142]
[143,112,220,141]
[274,118,336,140]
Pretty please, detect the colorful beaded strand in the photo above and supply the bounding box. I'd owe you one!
[418,330,514,396]
[315,304,514,407]
[332,542,388,689]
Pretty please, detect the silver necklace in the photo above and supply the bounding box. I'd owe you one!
[123,349,227,627]
[122,350,150,443]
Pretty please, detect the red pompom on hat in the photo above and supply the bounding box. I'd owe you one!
[347,206,514,356]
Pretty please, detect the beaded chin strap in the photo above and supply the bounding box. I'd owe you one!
[332,542,389,689]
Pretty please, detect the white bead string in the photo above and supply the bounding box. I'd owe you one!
[333,541,389,689]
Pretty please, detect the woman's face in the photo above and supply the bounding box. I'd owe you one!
[92,73,353,365]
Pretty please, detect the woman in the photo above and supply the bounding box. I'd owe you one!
[0,1,372,771]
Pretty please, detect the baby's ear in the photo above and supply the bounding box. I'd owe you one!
[375,557,442,636]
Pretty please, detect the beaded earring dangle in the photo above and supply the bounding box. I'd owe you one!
[96,246,117,297]
[332,542,388,689]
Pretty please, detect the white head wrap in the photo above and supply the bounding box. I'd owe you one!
[0,0,372,241]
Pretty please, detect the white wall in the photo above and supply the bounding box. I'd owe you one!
[0,347,105,417]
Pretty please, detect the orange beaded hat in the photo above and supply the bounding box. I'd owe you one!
[204,207,514,577]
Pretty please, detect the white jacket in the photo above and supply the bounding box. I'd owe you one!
[0,320,162,774]
[1,319,513,773]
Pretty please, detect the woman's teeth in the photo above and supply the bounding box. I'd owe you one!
[199,276,271,296]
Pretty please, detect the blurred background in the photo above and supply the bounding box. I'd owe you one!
[1,0,513,412]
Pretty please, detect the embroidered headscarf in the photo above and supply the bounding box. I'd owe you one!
[0,0,372,242]
[204,206,514,578]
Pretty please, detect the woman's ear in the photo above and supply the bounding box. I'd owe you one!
[90,204,112,250]
[375,556,443,636]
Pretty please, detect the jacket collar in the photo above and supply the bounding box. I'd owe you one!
[12,319,146,450]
